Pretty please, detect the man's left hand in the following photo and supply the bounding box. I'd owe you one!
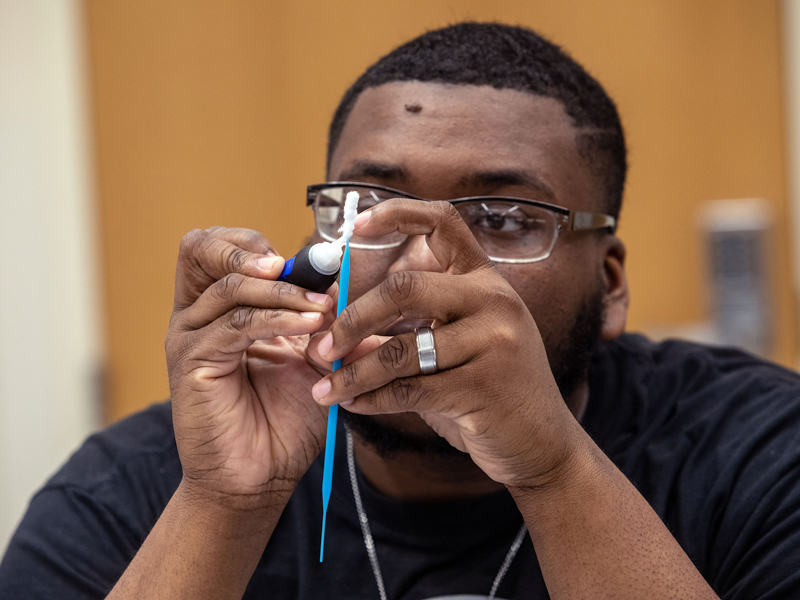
[307,198,585,489]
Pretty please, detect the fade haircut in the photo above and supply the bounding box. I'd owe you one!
[326,22,627,220]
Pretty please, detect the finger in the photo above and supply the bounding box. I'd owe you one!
[312,324,476,406]
[174,274,333,331]
[180,227,285,285]
[205,226,277,256]
[318,281,340,329]
[318,270,489,361]
[185,307,326,359]
[325,280,339,300]
[340,368,472,418]
[354,198,493,275]
[306,333,386,372]
[174,228,285,311]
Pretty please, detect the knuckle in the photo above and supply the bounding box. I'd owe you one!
[493,286,527,317]
[269,280,296,300]
[462,239,490,266]
[339,361,359,389]
[378,336,414,371]
[164,331,176,357]
[179,229,206,256]
[194,232,221,270]
[223,245,250,274]
[494,324,519,347]
[214,272,246,301]
[433,200,460,220]
[431,200,462,229]
[430,201,484,260]
[167,310,193,334]
[382,271,425,308]
[494,283,521,304]
[165,331,195,370]
[240,227,260,239]
[391,377,421,408]
[180,365,210,395]
[335,302,362,334]
[241,228,267,247]
[229,306,259,332]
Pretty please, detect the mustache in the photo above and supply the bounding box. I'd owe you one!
[342,412,469,459]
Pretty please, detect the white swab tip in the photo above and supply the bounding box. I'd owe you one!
[338,192,360,241]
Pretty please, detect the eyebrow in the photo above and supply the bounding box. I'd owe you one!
[338,160,409,184]
[460,169,556,202]
[337,162,556,202]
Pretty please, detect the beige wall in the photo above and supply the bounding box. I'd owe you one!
[85,0,796,422]
[1,0,100,549]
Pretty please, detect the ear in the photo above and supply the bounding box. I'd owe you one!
[599,236,629,341]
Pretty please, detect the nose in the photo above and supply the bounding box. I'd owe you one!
[387,235,443,275]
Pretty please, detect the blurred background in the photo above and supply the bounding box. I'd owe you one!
[2,0,800,550]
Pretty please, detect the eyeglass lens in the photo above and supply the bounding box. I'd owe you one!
[314,185,559,260]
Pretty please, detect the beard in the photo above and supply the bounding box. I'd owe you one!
[547,284,606,401]
[343,285,606,458]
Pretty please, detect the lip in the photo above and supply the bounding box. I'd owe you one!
[380,318,434,336]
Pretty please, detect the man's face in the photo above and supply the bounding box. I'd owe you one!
[326,81,617,452]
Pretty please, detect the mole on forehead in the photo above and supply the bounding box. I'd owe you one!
[357,83,572,127]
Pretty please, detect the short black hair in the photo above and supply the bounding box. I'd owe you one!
[327,22,627,219]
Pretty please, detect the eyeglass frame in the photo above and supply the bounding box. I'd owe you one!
[306,181,617,264]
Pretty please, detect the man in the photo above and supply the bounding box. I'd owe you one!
[2,22,800,599]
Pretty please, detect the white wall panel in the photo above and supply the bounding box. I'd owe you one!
[0,0,101,551]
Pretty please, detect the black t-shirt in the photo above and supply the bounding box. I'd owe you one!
[3,334,800,599]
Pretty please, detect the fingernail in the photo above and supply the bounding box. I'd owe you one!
[300,312,321,321]
[354,211,371,228]
[306,292,329,305]
[340,399,354,407]
[256,256,281,271]
[312,379,331,401]
[318,332,333,357]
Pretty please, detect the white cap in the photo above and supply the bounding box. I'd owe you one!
[308,242,343,275]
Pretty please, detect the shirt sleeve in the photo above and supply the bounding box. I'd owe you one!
[711,452,800,599]
[587,338,800,599]
[0,485,142,600]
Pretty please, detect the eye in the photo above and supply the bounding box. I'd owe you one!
[471,203,545,235]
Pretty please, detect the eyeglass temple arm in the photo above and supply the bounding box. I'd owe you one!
[306,188,318,206]
[568,211,617,233]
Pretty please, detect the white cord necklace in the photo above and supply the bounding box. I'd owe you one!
[345,426,528,600]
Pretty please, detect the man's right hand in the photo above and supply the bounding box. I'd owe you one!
[165,227,334,510]
[107,227,334,600]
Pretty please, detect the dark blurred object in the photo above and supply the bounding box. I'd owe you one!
[701,199,774,357]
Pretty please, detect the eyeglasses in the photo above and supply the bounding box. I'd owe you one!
[306,182,616,263]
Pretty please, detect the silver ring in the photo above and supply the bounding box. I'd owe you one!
[415,326,437,375]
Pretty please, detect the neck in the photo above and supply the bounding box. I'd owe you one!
[353,381,590,502]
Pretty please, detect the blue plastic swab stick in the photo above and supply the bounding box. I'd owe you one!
[320,240,350,562]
